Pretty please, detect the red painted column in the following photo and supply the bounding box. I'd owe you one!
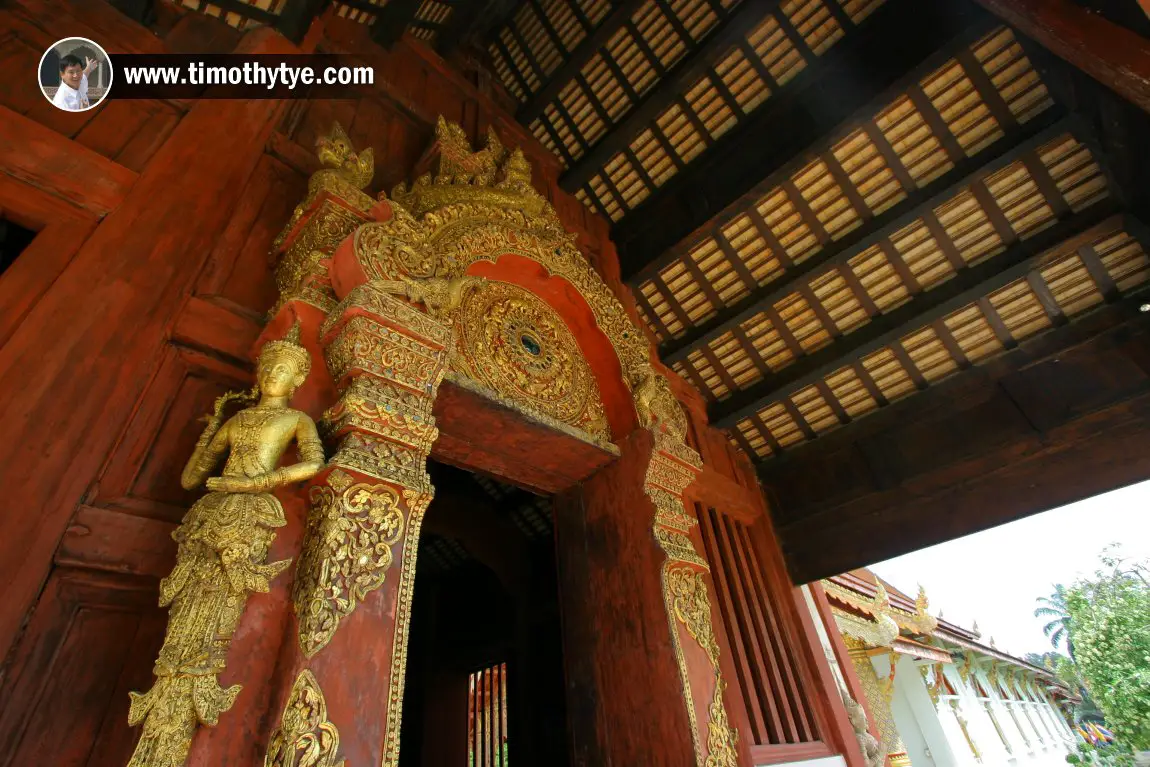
[554,427,699,767]
[256,282,451,767]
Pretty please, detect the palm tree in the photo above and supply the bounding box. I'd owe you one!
[1034,584,1074,655]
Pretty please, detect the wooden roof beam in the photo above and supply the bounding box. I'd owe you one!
[972,0,1150,116]
[371,0,423,47]
[558,0,779,192]
[274,0,327,41]
[516,0,648,124]
[435,0,486,55]
[709,200,1123,431]
[756,283,1148,476]
[659,111,1074,365]
[611,0,987,280]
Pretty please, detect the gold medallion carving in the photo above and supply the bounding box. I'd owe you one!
[294,469,406,657]
[450,280,610,441]
[127,324,324,767]
[264,669,346,767]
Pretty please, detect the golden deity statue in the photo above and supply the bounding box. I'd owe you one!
[127,323,325,767]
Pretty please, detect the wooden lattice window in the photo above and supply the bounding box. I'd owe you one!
[468,662,509,766]
[697,503,830,762]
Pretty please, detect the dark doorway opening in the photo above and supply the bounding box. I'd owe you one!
[399,461,569,767]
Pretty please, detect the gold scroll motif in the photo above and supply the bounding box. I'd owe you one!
[639,357,738,767]
[381,488,432,767]
[293,469,406,657]
[353,122,649,384]
[264,670,346,767]
[667,566,721,666]
[705,680,739,767]
[128,324,324,767]
[300,281,449,767]
[449,280,610,442]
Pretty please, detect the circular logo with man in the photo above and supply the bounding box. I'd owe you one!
[39,37,113,112]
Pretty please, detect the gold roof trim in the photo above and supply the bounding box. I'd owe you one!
[823,578,938,637]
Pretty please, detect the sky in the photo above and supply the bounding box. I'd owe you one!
[868,479,1150,659]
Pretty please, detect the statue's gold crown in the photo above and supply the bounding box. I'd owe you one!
[260,320,311,376]
[391,117,547,218]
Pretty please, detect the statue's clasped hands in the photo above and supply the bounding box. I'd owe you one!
[207,475,262,493]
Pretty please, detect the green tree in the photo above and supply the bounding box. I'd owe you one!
[1035,584,1074,654]
[1065,548,1150,750]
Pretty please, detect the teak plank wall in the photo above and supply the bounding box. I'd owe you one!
[0,2,840,765]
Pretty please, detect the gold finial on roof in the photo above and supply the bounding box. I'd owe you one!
[391,117,551,220]
[874,581,892,609]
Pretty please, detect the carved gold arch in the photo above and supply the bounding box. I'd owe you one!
[263,118,737,767]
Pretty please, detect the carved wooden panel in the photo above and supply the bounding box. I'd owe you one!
[194,153,306,319]
[0,568,164,767]
[0,4,182,172]
[96,344,251,522]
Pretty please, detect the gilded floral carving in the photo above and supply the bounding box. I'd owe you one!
[294,470,406,657]
[705,679,739,767]
[667,566,721,666]
[264,670,346,767]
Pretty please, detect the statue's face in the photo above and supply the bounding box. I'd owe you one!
[258,355,304,398]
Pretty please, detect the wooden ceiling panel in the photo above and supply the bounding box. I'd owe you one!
[848,244,910,314]
[1098,232,1150,293]
[548,0,877,218]
[943,303,1004,363]
[825,365,878,418]
[782,0,844,55]
[748,14,805,86]
[729,219,1149,458]
[901,326,959,383]
[638,28,1055,356]
[876,95,953,187]
[891,220,953,290]
[478,2,1147,467]
[833,128,904,216]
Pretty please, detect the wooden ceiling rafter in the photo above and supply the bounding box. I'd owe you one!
[714,200,1128,431]
[560,0,825,198]
[658,109,1073,365]
[335,0,386,16]
[517,0,648,122]
[613,0,991,277]
[558,0,778,190]
[435,0,486,52]
[758,288,1150,486]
